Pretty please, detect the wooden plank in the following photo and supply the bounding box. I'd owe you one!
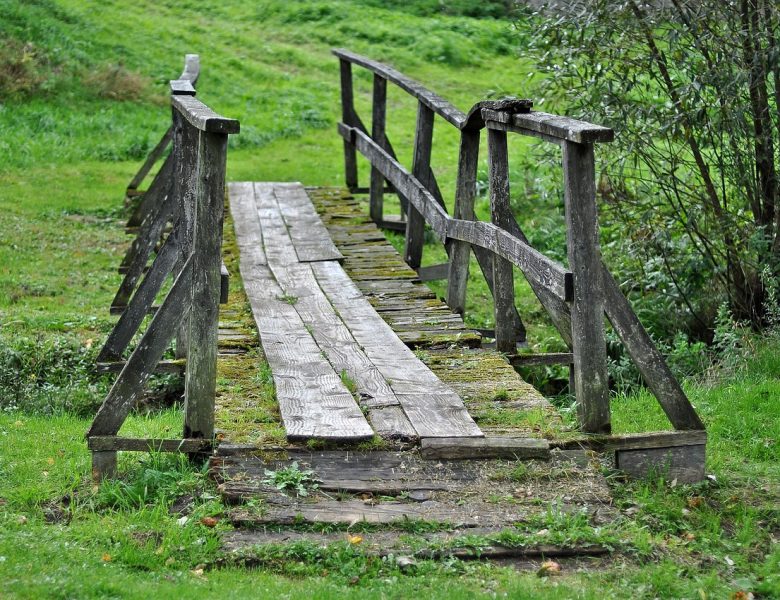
[447,130,479,314]
[230,183,373,441]
[553,430,707,452]
[616,445,705,484]
[127,126,173,193]
[312,260,482,438]
[273,183,344,262]
[405,102,434,269]
[339,58,358,190]
[88,436,213,453]
[171,95,239,134]
[91,451,116,482]
[601,265,705,430]
[370,73,387,222]
[462,98,533,131]
[255,184,413,440]
[220,263,230,304]
[562,141,610,433]
[88,257,194,436]
[420,437,550,460]
[333,49,467,129]
[179,53,200,84]
[509,353,574,367]
[169,78,195,95]
[482,108,614,144]
[183,130,229,441]
[487,127,517,354]
[99,227,181,361]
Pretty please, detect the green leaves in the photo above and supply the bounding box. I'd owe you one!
[263,462,319,497]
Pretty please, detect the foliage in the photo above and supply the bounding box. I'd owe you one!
[531,0,780,333]
[263,462,319,497]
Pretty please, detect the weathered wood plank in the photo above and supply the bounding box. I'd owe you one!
[183,130,229,441]
[487,127,517,354]
[447,130,479,314]
[339,58,358,190]
[562,141,610,433]
[416,263,450,281]
[601,265,705,430]
[88,257,194,436]
[171,95,239,134]
[420,437,550,460]
[273,183,344,263]
[333,49,467,129]
[88,436,213,453]
[509,353,574,367]
[95,359,185,375]
[553,430,707,452]
[230,183,373,441]
[312,260,482,438]
[405,102,435,269]
[616,444,705,483]
[255,183,413,440]
[370,73,387,222]
[482,108,614,144]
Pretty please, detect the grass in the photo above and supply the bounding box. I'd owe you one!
[0,0,778,597]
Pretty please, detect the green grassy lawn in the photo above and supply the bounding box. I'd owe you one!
[1,0,778,597]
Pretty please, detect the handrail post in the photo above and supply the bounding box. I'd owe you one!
[182,128,228,443]
[405,101,434,268]
[487,127,517,354]
[370,74,388,222]
[563,140,610,434]
[447,130,480,315]
[339,59,359,191]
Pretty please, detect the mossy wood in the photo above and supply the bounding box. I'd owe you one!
[88,55,239,479]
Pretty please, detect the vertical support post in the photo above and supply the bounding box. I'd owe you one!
[562,141,610,434]
[173,112,198,360]
[92,451,117,482]
[339,59,358,191]
[487,127,516,354]
[405,101,434,269]
[370,74,387,223]
[182,129,228,442]
[447,130,480,315]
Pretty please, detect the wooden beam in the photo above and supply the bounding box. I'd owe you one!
[416,263,449,281]
[405,101,434,269]
[171,95,239,134]
[88,436,213,453]
[616,444,705,483]
[509,352,574,367]
[562,140,610,433]
[370,74,387,222]
[126,127,173,194]
[339,59,358,190]
[419,437,550,460]
[482,108,614,144]
[95,359,185,375]
[551,429,707,452]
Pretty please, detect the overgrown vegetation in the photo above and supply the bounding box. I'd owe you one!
[0,0,778,597]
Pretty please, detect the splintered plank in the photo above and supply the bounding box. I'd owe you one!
[229,182,372,441]
[254,183,415,440]
[312,260,482,439]
[273,182,344,263]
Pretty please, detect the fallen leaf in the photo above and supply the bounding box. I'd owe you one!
[46,457,55,466]
[731,592,754,600]
[165,557,176,566]
[16,515,27,525]
[724,555,735,566]
[177,516,189,526]
[191,568,205,578]
[687,496,703,509]
[14,421,23,428]
[535,529,550,536]
[85,338,93,349]
[102,553,112,562]
[347,534,363,545]
[200,516,218,528]
[537,560,562,577]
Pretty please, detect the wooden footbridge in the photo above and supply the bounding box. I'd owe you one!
[86,54,707,557]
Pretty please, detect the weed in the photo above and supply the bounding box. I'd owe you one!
[263,462,319,497]
[340,369,357,394]
[276,294,298,305]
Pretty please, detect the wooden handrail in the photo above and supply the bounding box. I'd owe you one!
[336,49,704,436]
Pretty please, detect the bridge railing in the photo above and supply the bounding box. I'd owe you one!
[88,55,239,480]
[334,48,704,436]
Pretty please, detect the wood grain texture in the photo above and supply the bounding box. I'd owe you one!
[553,430,707,452]
[169,79,196,95]
[616,445,705,483]
[339,58,358,190]
[171,95,239,134]
[273,183,344,262]
[312,260,482,438]
[333,48,467,129]
[420,437,550,460]
[562,141,610,433]
[88,436,213,453]
[370,73,387,222]
[255,183,412,440]
[230,183,373,441]
[482,108,614,144]
[405,102,434,268]
[127,127,173,194]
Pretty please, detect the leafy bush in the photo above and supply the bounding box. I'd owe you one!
[0,334,109,416]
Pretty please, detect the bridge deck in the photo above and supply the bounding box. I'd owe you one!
[229,182,484,442]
